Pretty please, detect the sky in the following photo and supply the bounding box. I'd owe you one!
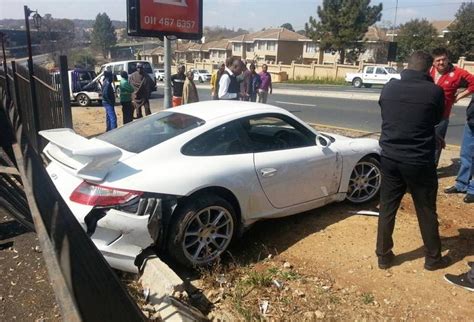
[0,0,466,30]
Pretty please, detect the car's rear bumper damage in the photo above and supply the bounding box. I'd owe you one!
[84,196,178,273]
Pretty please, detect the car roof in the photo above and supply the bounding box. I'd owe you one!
[170,101,288,122]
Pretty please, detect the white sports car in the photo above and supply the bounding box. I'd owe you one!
[41,101,381,272]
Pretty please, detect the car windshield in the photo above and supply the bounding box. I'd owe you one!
[199,70,209,73]
[98,112,205,153]
[128,62,153,74]
[385,67,397,74]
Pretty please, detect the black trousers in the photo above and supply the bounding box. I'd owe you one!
[376,156,442,266]
[121,101,134,125]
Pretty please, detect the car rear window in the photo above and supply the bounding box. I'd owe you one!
[98,112,205,153]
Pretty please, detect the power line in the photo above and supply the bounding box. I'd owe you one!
[385,2,464,10]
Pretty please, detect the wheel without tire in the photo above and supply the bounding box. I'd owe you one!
[167,194,237,267]
[346,157,381,204]
[76,93,90,107]
[352,77,363,88]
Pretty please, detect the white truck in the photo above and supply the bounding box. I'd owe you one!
[51,69,102,107]
[345,66,401,88]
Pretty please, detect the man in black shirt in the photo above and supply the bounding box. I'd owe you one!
[376,51,451,271]
[170,65,186,107]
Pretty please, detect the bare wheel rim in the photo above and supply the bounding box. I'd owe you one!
[78,95,88,106]
[347,161,381,203]
[182,206,234,265]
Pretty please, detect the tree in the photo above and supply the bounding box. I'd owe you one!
[280,23,295,31]
[305,0,383,64]
[91,13,117,58]
[396,19,441,62]
[447,3,474,61]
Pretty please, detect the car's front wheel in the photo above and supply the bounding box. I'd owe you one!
[76,93,90,107]
[346,157,381,204]
[167,194,237,267]
[352,77,363,88]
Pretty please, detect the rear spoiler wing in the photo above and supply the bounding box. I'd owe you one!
[39,128,122,182]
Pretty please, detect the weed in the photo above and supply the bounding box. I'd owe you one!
[362,292,375,305]
[245,271,273,288]
[280,270,300,281]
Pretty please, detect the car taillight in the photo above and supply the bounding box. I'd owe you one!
[70,182,143,206]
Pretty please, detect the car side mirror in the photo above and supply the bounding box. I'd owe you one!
[316,134,331,148]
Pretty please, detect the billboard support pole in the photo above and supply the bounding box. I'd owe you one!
[164,36,172,109]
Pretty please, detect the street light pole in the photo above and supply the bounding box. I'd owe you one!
[24,5,42,150]
[391,0,399,41]
[164,36,172,109]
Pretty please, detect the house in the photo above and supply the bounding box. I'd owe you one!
[431,20,453,38]
[228,28,308,64]
[206,39,232,63]
[175,42,198,63]
[140,47,165,67]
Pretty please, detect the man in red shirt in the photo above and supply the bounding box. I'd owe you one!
[430,48,474,164]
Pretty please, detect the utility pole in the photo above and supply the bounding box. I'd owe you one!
[163,36,172,109]
[391,0,399,41]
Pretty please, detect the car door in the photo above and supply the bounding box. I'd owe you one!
[242,114,341,209]
[363,66,375,84]
[375,67,389,84]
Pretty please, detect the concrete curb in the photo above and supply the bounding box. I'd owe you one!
[139,257,207,321]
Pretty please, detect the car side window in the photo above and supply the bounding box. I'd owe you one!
[241,114,316,153]
[182,121,251,156]
[113,64,123,75]
[376,68,387,75]
[365,67,374,74]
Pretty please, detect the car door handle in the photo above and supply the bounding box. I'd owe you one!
[260,168,277,177]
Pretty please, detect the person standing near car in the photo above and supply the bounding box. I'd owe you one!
[218,57,243,100]
[119,71,134,125]
[211,62,225,100]
[430,48,474,164]
[182,71,199,104]
[171,65,186,107]
[444,97,474,203]
[258,64,272,103]
[129,63,154,118]
[376,51,450,271]
[102,71,117,131]
[247,63,261,102]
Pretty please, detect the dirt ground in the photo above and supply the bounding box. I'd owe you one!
[0,106,472,321]
[71,106,473,320]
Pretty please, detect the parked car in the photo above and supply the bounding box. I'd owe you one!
[192,69,212,83]
[154,68,165,81]
[40,101,381,272]
[51,69,101,107]
[99,60,157,97]
[345,66,401,88]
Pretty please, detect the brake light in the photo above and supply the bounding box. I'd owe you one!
[70,182,143,206]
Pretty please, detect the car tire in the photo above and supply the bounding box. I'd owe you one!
[364,84,372,88]
[115,87,121,99]
[199,77,204,83]
[76,93,90,107]
[166,194,237,267]
[352,78,363,88]
[346,156,381,204]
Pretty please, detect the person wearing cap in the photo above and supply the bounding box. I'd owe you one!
[171,65,186,107]
[102,70,117,131]
[129,63,154,118]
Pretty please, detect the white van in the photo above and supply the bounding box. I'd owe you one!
[99,60,157,94]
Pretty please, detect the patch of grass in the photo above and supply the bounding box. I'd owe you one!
[285,77,347,86]
[362,292,375,305]
[279,270,300,281]
[245,271,273,287]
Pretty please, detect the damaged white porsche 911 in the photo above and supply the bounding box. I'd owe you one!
[41,101,381,272]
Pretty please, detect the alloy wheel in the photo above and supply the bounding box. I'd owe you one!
[182,206,234,265]
[347,160,381,203]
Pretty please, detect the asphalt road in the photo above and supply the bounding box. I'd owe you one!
[146,84,467,146]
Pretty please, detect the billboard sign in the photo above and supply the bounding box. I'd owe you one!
[127,0,203,40]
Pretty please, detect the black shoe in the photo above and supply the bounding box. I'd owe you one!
[378,252,395,269]
[444,273,474,292]
[444,186,465,194]
[424,256,452,271]
[463,194,474,203]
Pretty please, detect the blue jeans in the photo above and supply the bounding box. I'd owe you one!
[103,102,117,132]
[454,123,474,194]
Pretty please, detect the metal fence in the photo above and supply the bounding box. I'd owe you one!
[0,58,145,321]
